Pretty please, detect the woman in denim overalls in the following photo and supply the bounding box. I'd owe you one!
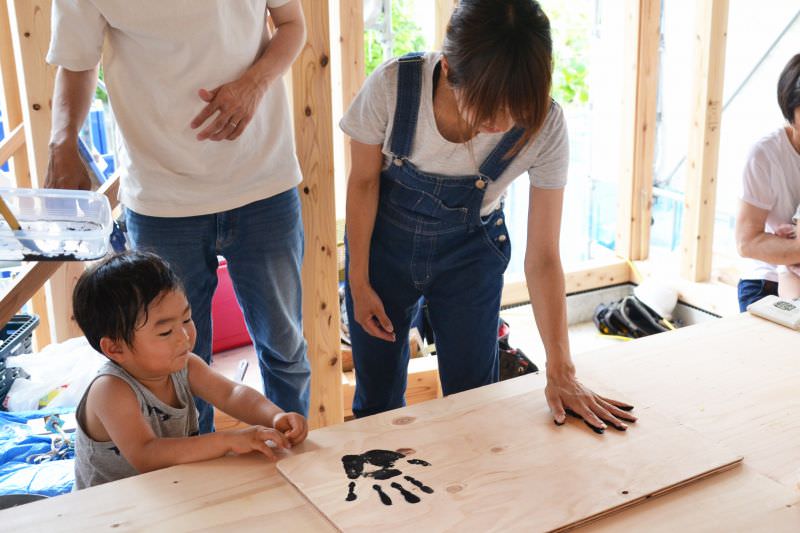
[342,0,636,432]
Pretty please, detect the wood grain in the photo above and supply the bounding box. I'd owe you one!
[278,377,741,532]
[680,0,729,282]
[293,0,344,429]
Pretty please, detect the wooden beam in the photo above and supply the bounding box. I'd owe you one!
[680,0,729,282]
[0,0,32,189]
[0,123,24,168]
[501,258,631,307]
[434,0,458,48]
[616,0,661,261]
[293,1,344,429]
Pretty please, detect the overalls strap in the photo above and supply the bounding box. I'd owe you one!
[478,126,526,183]
[389,52,426,160]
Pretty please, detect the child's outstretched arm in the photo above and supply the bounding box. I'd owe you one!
[88,375,291,473]
[187,355,309,445]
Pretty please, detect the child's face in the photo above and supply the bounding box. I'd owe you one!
[118,290,196,378]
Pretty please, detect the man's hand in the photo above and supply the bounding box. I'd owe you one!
[272,412,308,446]
[190,75,266,142]
[44,143,92,190]
[545,367,636,434]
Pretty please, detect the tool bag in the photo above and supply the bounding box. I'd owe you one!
[593,295,670,339]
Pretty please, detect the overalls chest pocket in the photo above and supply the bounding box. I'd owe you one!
[383,165,475,225]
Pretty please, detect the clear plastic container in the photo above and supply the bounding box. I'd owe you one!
[0,188,112,261]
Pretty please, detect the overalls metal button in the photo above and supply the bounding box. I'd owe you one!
[495,218,504,226]
[475,179,486,189]
[393,158,404,166]
[497,235,507,242]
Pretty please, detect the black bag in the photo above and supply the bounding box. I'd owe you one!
[498,319,539,380]
[593,295,670,339]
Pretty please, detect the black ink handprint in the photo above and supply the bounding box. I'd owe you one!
[341,449,434,505]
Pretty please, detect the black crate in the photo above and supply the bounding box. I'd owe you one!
[0,314,39,361]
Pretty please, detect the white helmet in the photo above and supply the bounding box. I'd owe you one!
[633,279,678,319]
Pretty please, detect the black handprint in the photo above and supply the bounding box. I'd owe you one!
[341,449,434,505]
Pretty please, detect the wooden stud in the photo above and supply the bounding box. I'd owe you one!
[293,0,344,429]
[0,0,31,189]
[616,0,661,261]
[337,0,365,181]
[0,123,24,167]
[434,0,458,49]
[680,0,729,282]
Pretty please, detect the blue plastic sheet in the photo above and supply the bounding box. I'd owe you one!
[0,408,75,497]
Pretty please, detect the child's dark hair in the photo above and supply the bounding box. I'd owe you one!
[73,251,184,353]
[777,54,800,124]
[443,0,553,155]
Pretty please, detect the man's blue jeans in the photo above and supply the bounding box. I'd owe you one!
[125,189,310,433]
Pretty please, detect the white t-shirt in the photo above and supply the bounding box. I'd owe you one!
[47,0,301,217]
[339,53,569,216]
[739,127,800,281]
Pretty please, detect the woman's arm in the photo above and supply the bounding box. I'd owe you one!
[525,186,636,432]
[346,139,396,341]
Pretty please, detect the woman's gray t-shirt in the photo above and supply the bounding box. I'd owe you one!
[340,52,569,216]
[73,361,199,490]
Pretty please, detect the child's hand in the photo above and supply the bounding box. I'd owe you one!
[272,412,309,445]
[227,425,290,460]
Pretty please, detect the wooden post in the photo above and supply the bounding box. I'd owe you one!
[0,0,31,189]
[616,0,661,261]
[435,0,457,48]
[3,0,53,346]
[680,0,729,282]
[338,0,365,181]
[293,0,344,429]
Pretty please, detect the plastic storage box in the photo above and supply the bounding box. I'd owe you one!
[0,314,39,361]
[0,188,112,261]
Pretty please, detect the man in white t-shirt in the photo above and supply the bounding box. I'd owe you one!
[45,0,310,432]
[735,54,800,311]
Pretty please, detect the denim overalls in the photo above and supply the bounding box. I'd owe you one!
[345,53,524,418]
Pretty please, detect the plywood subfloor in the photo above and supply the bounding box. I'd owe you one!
[277,376,741,532]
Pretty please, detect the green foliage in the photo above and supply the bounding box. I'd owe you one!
[95,65,108,104]
[543,1,591,106]
[364,0,428,76]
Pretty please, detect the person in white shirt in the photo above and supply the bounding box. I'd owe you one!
[736,54,800,309]
[45,0,311,433]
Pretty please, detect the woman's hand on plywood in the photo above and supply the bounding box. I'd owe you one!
[545,370,637,434]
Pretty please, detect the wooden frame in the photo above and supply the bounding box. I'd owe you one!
[616,0,662,262]
[435,0,458,48]
[293,0,344,429]
[680,0,730,282]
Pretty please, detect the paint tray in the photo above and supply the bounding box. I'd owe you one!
[0,188,112,261]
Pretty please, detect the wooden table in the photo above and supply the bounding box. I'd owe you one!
[2,313,799,531]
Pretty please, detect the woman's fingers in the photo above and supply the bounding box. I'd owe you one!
[598,395,635,412]
[545,386,566,425]
[598,398,638,422]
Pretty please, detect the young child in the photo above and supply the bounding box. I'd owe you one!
[71,251,308,489]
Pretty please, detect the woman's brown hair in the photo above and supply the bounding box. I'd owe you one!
[442,0,553,156]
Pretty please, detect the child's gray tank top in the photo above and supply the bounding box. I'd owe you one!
[73,361,199,489]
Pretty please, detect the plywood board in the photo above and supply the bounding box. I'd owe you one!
[278,382,742,532]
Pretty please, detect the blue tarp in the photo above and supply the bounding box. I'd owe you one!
[0,408,75,496]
